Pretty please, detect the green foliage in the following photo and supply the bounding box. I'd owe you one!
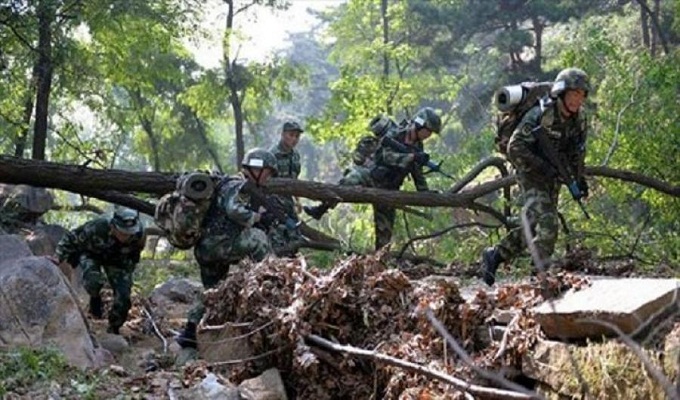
[0,347,69,396]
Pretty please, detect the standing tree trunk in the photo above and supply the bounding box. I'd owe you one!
[14,72,37,157]
[131,89,161,171]
[380,0,391,114]
[31,0,55,160]
[223,0,245,167]
[531,16,544,74]
[640,3,650,49]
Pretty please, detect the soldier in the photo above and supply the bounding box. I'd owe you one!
[268,121,305,256]
[481,68,591,286]
[304,107,441,250]
[175,148,276,352]
[53,208,146,335]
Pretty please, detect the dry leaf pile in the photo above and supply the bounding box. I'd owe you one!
[194,254,590,399]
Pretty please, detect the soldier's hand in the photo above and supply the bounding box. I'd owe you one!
[413,152,430,166]
[577,177,589,199]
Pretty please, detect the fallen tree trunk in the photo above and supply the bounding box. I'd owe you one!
[0,156,677,212]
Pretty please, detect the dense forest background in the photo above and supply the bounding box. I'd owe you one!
[1,0,678,268]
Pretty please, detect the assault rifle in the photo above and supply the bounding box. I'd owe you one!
[531,127,590,219]
[381,136,455,180]
[242,181,301,231]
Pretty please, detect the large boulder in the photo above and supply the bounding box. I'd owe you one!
[0,234,34,264]
[24,224,68,256]
[0,254,97,369]
[0,184,54,215]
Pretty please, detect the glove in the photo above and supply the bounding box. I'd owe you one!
[567,181,584,200]
[577,177,589,198]
[413,152,430,166]
[285,217,300,231]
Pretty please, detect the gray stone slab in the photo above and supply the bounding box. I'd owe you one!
[533,278,680,339]
[0,234,33,266]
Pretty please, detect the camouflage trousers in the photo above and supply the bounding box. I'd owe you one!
[339,166,394,250]
[271,195,304,257]
[187,227,272,324]
[498,175,560,262]
[79,255,134,331]
[268,224,304,257]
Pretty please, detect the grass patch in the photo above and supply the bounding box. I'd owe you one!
[0,347,70,396]
[531,340,670,399]
[134,257,200,297]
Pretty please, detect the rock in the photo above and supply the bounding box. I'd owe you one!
[0,256,97,369]
[0,184,54,215]
[175,373,240,400]
[533,278,680,340]
[0,234,33,264]
[24,224,68,256]
[97,332,129,356]
[239,368,288,400]
[175,347,199,367]
[150,277,203,305]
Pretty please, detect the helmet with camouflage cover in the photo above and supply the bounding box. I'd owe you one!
[551,68,591,97]
[110,208,142,235]
[242,148,278,176]
[412,107,442,134]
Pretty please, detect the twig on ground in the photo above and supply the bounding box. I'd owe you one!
[424,309,542,399]
[141,305,168,353]
[493,313,521,361]
[208,345,289,368]
[306,334,536,400]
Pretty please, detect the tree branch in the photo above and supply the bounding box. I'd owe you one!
[305,334,535,400]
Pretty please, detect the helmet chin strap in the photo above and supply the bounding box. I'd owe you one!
[246,167,264,187]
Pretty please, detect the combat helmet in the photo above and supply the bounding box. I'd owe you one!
[111,208,142,235]
[412,107,442,134]
[242,148,278,176]
[551,68,591,97]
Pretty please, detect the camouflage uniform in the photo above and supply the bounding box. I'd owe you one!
[482,68,590,285]
[187,174,272,325]
[55,216,145,332]
[306,116,433,250]
[496,101,587,262]
[268,141,304,255]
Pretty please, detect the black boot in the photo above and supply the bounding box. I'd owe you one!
[176,322,197,349]
[89,296,103,319]
[303,203,331,220]
[481,247,504,287]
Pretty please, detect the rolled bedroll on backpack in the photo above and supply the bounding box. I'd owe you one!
[494,82,552,112]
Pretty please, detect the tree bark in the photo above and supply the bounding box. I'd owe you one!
[1,156,677,211]
[32,0,55,160]
[223,0,245,167]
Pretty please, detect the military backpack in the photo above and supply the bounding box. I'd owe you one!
[493,81,552,155]
[154,172,217,249]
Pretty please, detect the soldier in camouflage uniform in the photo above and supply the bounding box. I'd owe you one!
[304,107,441,250]
[176,148,276,351]
[481,68,591,286]
[53,208,146,334]
[268,121,305,256]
